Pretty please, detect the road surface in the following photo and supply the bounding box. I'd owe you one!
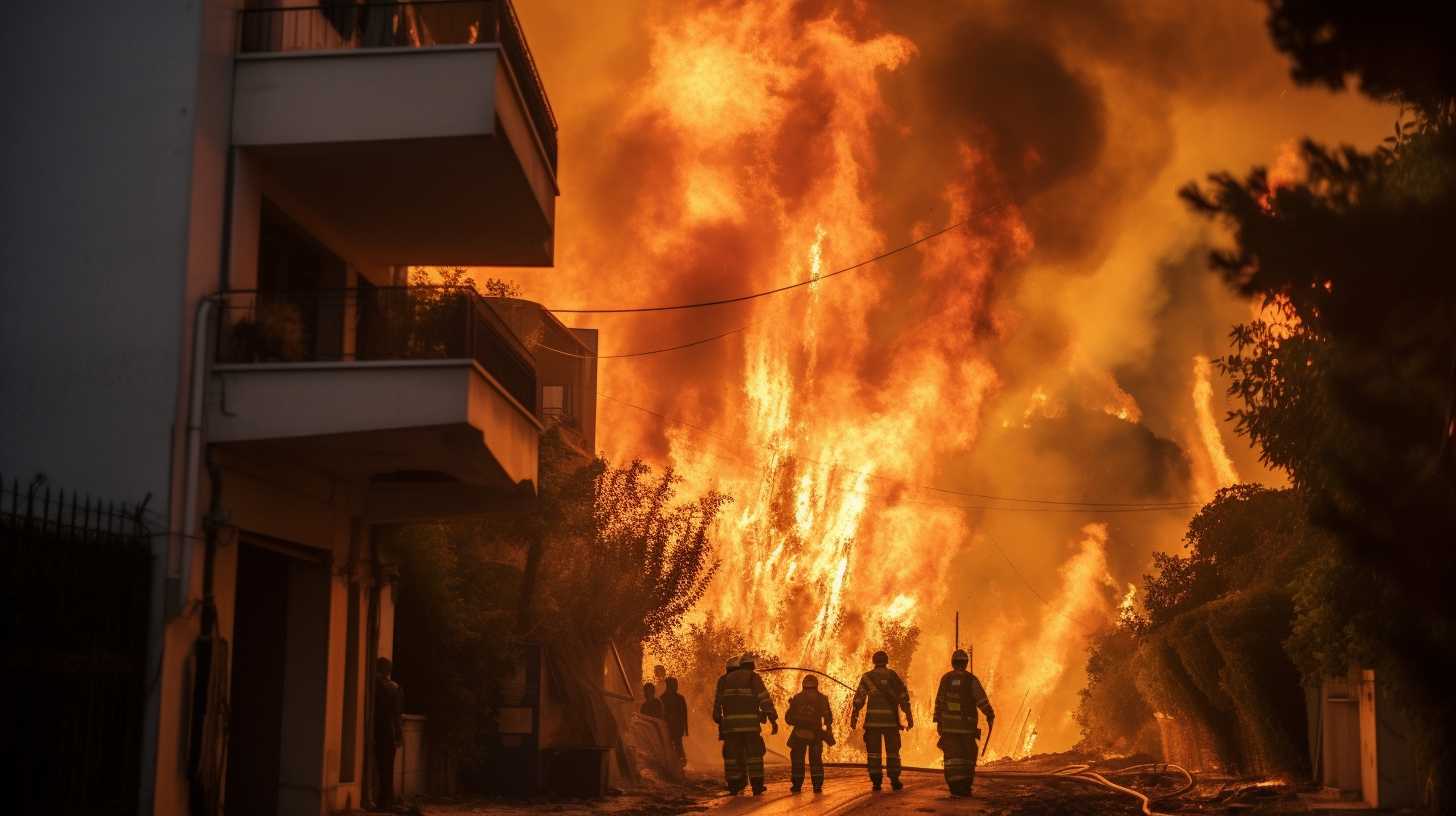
[701,765,1144,815]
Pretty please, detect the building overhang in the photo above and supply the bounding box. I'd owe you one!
[232,46,555,266]
[207,359,541,491]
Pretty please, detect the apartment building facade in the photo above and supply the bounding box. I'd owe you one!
[2,2,568,814]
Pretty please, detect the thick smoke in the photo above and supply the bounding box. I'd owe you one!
[508,0,1394,755]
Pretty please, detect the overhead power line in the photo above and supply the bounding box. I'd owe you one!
[598,392,1200,512]
[535,325,751,360]
[549,203,1007,314]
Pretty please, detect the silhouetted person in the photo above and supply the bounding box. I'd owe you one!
[640,682,665,719]
[934,649,995,797]
[713,656,739,741]
[713,653,777,795]
[374,657,403,810]
[785,675,834,793]
[850,650,912,791]
[661,676,689,766]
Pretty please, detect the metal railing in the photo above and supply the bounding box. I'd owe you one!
[2,474,152,815]
[238,0,558,170]
[217,286,538,414]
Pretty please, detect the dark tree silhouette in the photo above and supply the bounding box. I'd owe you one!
[1179,2,1456,802]
[1267,0,1456,117]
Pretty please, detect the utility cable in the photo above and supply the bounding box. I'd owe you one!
[802,762,1190,816]
[757,665,857,693]
[535,324,751,359]
[549,203,1006,314]
[599,392,1198,511]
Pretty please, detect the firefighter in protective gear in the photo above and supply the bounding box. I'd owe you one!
[784,675,834,793]
[850,650,912,791]
[712,653,778,794]
[933,649,995,797]
[712,656,739,740]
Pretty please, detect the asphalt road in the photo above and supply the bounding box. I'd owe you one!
[701,765,1143,815]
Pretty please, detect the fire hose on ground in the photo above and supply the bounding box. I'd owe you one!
[757,666,1195,816]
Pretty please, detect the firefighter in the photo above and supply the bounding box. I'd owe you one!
[850,650,912,791]
[712,656,739,741]
[784,675,834,793]
[713,653,778,794]
[933,649,995,797]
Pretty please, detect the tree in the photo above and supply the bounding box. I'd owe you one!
[1076,625,1156,755]
[1181,3,1456,800]
[1141,485,1306,629]
[1265,0,1456,118]
[529,437,731,671]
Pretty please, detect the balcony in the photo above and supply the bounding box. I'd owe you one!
[207,287,542,494]
[231,0,557,266]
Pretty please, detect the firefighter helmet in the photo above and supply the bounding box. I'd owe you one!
[802,675,818,689]
[951,649,969,668]
[740,653,757,669]
[872,650,889,666]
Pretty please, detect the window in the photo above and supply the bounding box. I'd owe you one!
[542,385,566,419]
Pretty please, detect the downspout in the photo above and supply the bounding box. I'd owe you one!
[173,293,219,618]
[174,142,234,617]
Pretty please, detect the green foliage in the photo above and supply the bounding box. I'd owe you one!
[1205,590,1308,776]
[389,430,731,789]
[1180,18,1456,794]
[535,454,730,652]
[1075,626,1154,754]
[387,522,520,776]
[1141,484,1308,629]
[1085,485,1317,772]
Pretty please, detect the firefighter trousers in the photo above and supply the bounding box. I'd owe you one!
[938,733,979,796]
[722,733,766,792]
[863,728,902,785]
[787,739,824,790]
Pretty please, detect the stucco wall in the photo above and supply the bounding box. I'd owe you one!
[0,3,204,508]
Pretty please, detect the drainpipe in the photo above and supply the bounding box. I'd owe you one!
[172,294,220,618]
[173,138,234,617]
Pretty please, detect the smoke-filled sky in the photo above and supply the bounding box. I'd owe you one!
[501,0,1393,757]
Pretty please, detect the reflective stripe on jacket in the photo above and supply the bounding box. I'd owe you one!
[933,669,993,735]
[852,667,910,729]
[716,667,777,734]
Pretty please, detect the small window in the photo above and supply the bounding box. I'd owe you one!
[542,385,566,419]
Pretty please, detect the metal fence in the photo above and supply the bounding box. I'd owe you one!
[237,0,558,170]
[1,475,154,816]
[217,286,539,414]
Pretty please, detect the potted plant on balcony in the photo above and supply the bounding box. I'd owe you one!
[226,302,307,363]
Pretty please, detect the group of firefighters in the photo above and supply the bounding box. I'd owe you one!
[710,648,994,797]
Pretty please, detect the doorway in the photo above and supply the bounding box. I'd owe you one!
[225,542,290,815]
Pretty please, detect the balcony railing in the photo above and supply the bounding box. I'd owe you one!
[237,0,558,171]
[217,287,538,414]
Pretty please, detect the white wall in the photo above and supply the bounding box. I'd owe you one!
[0,5,243,815]
[0,2,204,506]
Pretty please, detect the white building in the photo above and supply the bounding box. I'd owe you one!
[1,2,580,814]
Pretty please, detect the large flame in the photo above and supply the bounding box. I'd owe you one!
[1191,354,1240,499]
[506,0,1395,763]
